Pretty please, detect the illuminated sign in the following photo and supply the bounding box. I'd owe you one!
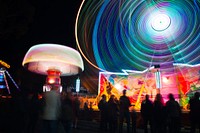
[76,78,80,92]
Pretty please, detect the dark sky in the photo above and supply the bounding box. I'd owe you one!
[0,0,85,92]
[1,0,82,69]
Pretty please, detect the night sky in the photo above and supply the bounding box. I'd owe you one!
[0,0,86,93]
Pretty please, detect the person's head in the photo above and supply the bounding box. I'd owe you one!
[194,92,200,99]
[145,94,150,100]
[168,93,175,101]
[155,93,162,101]
[101,94,106,100]
[122,89,127,96]
[109,94,115,101]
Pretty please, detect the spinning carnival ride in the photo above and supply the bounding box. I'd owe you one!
[75,0,200,109]
[0,60,20,96]
[22,44,84,92]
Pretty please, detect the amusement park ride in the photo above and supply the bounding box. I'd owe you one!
[0,60,20,96]
[22,44,84,92]
[98,63,200,110]
[0,43,84,98]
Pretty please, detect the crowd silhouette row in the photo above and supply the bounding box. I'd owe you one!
[0,86,200,133]
[98,90,200,133]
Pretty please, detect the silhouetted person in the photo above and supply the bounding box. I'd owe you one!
[41,85,61,133]
[119,89,131,133]
[107,94,119,133]
[153,93,165,133]
[131,106,137,133]
[27,92,41,133]
[60,92,73,133]
[165,93,181,133]
[83,101,89,120]
[89,101,94,121]
[140,94,153,133]
[72,93,80,129]
[98,94,108,132]
[11,91,27,133]
[189,92,200,133]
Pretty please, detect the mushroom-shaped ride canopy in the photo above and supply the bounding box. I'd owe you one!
[22,44,84,76]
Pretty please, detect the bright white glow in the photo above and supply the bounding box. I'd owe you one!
[114,83,121,90]
[43,85,51,92]
[76,78,80,92]
[155,70,162,89]
[43,85,62,92]
[60,86,63,93]
[122,67,155,74]
[173,63,200,67]
[48,79,55,84]
[162,77,169,83]
[151,14,171,31]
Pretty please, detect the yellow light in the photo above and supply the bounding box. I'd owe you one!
[0,60,10,68]
[48,79,55,84]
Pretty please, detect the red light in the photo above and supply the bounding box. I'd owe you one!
[46,69,61,85]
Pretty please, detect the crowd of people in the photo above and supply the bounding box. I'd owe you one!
[0,84,81,133]
[98,89,134,133]
[140,92,200,133]
[0,86,200,133]
[41,85,81,133]
[140,93,182,133]
[98,90,200,133]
